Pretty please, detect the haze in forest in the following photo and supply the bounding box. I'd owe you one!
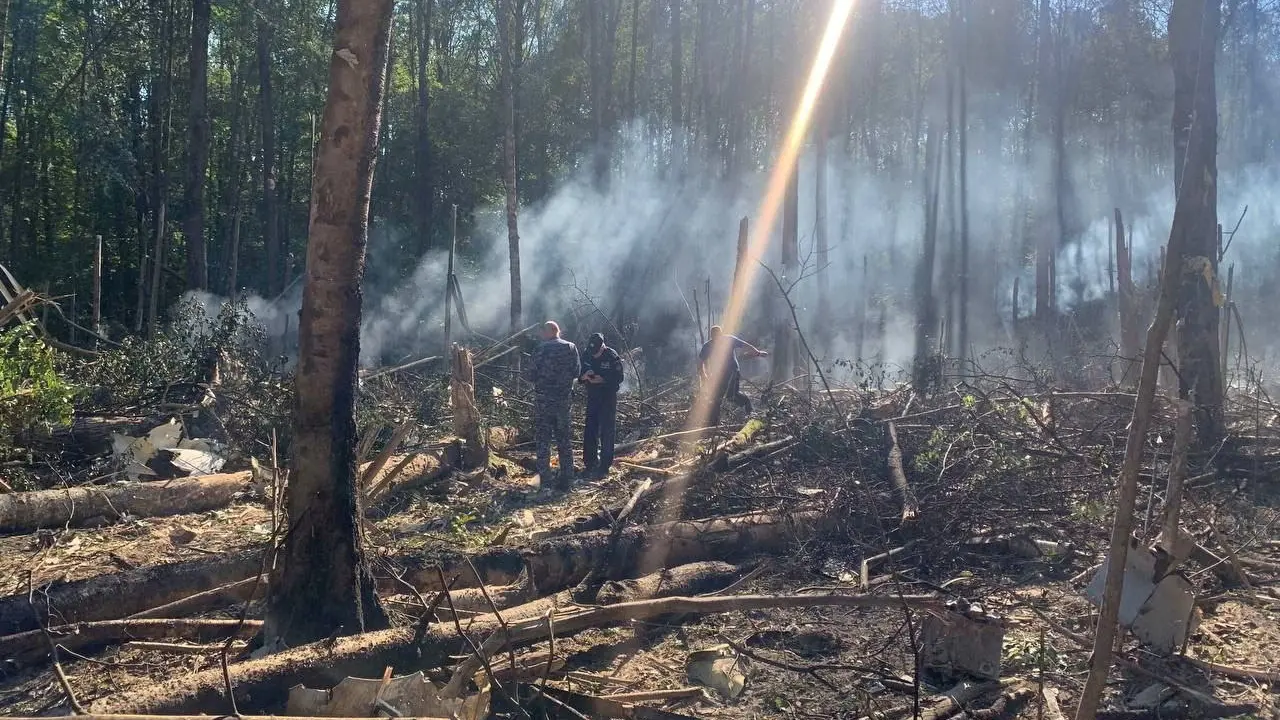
[4,0,1278,382]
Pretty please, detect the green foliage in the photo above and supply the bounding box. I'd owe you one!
[0,324,74,448]
[1002,630,1063,673]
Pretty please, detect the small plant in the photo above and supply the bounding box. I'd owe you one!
[0,323,74,449]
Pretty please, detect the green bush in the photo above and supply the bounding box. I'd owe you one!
[72,296,293,459]
[0,323,74,447]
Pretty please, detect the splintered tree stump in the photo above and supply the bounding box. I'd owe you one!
[0,471,254,535]
[450,344,488,468]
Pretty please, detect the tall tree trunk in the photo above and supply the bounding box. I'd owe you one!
[220,62,247,295]
[1073,8,1220,717]
[147,0,174,337]
[1171,0,1223,446]
[415,0,433,251]
[266,0,394,648]
[770,158,799,385]
[668,0,682,165]
[183,0,211,291]
[956,0,970,368]
[913,121,942,391]
[0,0,10,82]
[1032,0,1052,322]
[814,117,829,343]
[257,6,280,296]
[625,0,638,119]
[498,0,521,333]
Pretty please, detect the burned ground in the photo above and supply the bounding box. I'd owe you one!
[0,342,1278,719]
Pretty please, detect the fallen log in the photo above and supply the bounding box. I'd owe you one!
[127,576,265,620]
[0,471,254,535]
[93,583,942,714]
[14,716,450,720]
[2,510,815,635]
[0,618,261,667]
[440,561,744,625]
[0,550,261,636]
[396,509,821,596]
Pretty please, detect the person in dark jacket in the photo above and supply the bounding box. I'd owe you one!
[698,325,767,425]
[524,321,580,489]
[579,332,623,479]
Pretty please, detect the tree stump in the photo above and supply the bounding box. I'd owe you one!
[450,344,488,468]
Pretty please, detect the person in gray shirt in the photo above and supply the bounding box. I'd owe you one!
[524,321,580,489]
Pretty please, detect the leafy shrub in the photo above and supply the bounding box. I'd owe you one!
[0,323,74,448]
[72,296,293,458]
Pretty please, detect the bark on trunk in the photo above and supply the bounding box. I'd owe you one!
[0,471,252,535]
[1170,0,1223,446]
[182,0,210,291]
[266,0,395,648]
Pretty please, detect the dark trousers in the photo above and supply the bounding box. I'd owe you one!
[534,393,574,486]
[583,391,618,471]
[709,369,752,425]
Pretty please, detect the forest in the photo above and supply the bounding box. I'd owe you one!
[0,0,1279,719]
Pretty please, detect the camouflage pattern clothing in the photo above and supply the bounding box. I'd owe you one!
[525,337,580,486]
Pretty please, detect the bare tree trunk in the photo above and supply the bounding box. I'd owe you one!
[257,5,280,296]
[625,0,638,119]
[218,56,247,296]
[92,235,102,339]
[1171,0,1223,446]
[183,0,210,291]
[814,100,829,345]
[913,121,942,391]
[146,0,174,337]
[498,0,521,333]
[0,0,9,82]
[1033,0,1052,323]
[668,0,682,166]
[266,0,394,648]
[1115,209,1138,381]
[1073,3,1221,718]
[415,0,434,250]
[770,158,799,385]
[956,0,970,369]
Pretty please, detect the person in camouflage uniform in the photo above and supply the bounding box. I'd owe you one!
[524,321,580,489]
